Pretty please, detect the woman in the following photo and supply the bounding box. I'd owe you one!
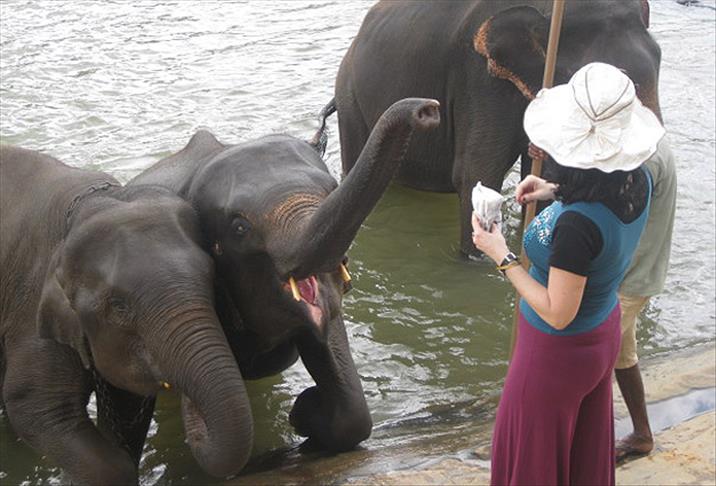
[472,62,664,485]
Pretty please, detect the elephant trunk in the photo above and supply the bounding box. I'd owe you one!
[289,315,372,450]
[149,306,253,478]
[283,98,440,278]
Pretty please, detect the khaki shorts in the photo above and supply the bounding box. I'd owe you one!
[616,293,650,370]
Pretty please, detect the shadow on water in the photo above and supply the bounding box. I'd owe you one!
[231,386,716,485]
[615,387,716,438]
[229,397,496,485]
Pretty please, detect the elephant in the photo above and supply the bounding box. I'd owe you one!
[0,145,253,484]
[129,97,440,452]
[333,0,662,257]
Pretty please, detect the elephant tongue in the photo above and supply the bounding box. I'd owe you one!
[298,276,323,330]
[297,276,317,305]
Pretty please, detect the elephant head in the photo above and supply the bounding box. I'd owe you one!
[457,0,662,256]
[474,2,661,119]
[36,186,253,477]
[182,98,440,451]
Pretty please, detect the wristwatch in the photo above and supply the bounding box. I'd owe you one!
[496,251,520,275]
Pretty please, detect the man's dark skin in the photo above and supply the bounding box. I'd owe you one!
[616,364,654,458]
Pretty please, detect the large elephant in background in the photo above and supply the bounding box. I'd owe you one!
[0,146,252,483]
[130,98,440,451]
[334,0,661,257]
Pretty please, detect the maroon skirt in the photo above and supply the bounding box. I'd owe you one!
[490,306,621,486]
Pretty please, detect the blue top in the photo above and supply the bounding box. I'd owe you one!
[520,173,652,335]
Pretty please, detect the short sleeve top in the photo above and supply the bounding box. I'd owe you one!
[519,170,652,335]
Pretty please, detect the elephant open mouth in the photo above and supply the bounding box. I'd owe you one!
[284,275,324,330]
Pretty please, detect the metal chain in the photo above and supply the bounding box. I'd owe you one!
[64,181,119,236]
[70,182,151,457]
[91,367,154,456]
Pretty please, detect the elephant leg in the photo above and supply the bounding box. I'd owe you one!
[520,145,532,182]
[454,153,517,258]
[452,104,527,257]
[337,88,370,175]
[289,318,372,451]
[520,145,532,223]
[3,338,137,485]
[95,373,155,466]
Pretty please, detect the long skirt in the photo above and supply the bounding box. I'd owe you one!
[490,306,621,485]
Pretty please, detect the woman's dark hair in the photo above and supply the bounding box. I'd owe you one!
[543,158,648,218]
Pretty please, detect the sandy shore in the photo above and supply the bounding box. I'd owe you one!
[351,344,716,486]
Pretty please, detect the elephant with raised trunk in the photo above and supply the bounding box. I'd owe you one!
[131,98,440,451]
[0,146,252,483]
[334,0,661,257]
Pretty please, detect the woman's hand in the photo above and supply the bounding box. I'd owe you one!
[471,213,510,264]
[515,174,558,204]
[517,144,558,204]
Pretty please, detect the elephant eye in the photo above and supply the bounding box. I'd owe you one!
[231,217,251,236]
[108,297,130,317]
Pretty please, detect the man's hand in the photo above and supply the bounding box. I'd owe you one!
[527,143,548,162]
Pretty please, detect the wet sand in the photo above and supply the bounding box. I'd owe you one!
[347,344,716,486]
[229,344,715,485]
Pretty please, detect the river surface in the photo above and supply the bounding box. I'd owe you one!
[1,1,714,484]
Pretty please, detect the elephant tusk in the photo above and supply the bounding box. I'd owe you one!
[160,381,171,390]
[340,263,351,283]
[289,276,302,301]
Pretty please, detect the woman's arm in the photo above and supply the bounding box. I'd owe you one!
[471,214,586,330]
[502,264,586,330]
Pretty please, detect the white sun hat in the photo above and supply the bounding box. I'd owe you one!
[523,62,665,173]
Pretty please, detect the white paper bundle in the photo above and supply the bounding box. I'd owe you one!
[471,182,504,231]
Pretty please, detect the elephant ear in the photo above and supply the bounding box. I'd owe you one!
[37,252,92,369]
[640,0,650,29]
[473,6,549,100]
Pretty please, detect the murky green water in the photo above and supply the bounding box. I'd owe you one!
[1,1,714,484]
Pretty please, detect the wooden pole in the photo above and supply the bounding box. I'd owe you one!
[509,0,566,358]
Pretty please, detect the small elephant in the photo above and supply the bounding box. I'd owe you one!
[334,0,662,256]
[0,146,253,483]
[130,98,440,452]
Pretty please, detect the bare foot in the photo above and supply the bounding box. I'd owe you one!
[616,433,654,464]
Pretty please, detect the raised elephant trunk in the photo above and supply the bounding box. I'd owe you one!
[283,98,440,278]
[148,307,253,478]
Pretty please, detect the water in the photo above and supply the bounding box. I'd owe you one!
[615,387,716,439]
[1,1,714,484]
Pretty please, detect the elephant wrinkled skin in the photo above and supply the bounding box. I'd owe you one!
[130,97,441,452]
[0,146,253,484]
[334,0,662,257]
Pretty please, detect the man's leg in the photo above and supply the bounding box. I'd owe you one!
[615,294,653,461]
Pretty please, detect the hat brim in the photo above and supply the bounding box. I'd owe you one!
[524,85,665,173]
